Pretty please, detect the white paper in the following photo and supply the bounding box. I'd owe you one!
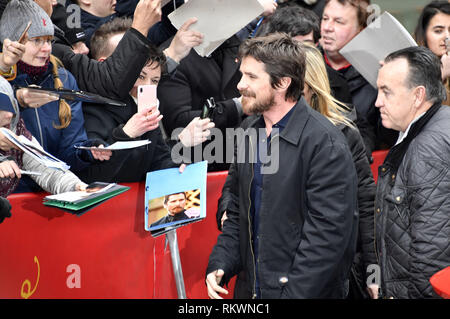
[45,183,116,202]
[168,0,264,57]
[0,127,70,170]
[339,12,417,88]
[75,140,151,151]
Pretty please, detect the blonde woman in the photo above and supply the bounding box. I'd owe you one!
[0,0,109,192]
[302,43,378,299]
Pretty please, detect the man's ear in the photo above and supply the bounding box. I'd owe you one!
[413,86,427,108]
[78,0,91,7]
[276,77,292,92]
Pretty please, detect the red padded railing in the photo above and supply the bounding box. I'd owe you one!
[0,150,389,299]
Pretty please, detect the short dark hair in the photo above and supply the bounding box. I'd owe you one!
[239,33,306,101]
[384,46,447,103]
[164,192,186,205]
[90,17,166,68]
[257,6,320,43]
[414,0,450,48]
[90,17,133,60]
[324,0,371,28]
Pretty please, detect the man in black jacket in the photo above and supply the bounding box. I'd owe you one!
[374,47,450,299]
[206,33,358,299]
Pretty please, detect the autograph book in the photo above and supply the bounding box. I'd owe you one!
[44,182,130,215]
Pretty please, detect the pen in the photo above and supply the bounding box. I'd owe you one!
[20,170,42,176]
[251,0,278,38]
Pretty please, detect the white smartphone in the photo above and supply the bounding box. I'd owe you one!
[137,85,158,113]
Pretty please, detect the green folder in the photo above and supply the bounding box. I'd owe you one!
[43,183,130,214]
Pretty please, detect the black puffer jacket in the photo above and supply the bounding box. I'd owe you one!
[375,104,450,299]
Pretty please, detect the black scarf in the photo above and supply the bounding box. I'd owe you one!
[383,102,442,175]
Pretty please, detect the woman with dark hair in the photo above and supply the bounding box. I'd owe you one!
[414,0,450,105]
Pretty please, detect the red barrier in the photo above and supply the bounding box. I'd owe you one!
[430,267,450,299]
[0,171,232,299]
[0,150,388,299]
[370,149,389,183]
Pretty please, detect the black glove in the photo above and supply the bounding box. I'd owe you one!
[0,196,12,224]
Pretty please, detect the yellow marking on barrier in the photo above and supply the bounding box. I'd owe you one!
[20,256,40,299]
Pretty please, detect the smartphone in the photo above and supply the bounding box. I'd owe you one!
[18,21,32,44]
[137,84,158,113]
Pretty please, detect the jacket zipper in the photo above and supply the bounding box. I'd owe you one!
[247,135,257,299]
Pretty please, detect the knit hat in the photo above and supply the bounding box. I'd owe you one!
[0,76,18,115]
[0,0,54,43]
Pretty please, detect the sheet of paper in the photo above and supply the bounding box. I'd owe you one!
[0,128,70,170]
[75,140,151,151]
[339,12,417,88]
[168,0,264,57]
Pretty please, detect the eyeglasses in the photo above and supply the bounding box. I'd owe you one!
[29,37,55,48]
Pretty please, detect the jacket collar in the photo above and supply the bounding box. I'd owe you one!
[383,102,442,174]
[246,97,310,146]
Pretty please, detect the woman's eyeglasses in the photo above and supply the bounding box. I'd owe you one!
[29,38,55,48]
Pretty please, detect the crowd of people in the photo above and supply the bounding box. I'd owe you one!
[0,0,448,300]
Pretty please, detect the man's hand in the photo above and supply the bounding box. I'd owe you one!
[16,88,59,108]
[206,269,228,299]
[178,117,214,147]
[367,284,379,299]
[258,0,278,17]
[165,18,204,63]
[122,105,162,138]
[0,160,21,179]
[132,0,162,37]
[221,211,228,229]
[72,41,90,55]
[0,38,26,71]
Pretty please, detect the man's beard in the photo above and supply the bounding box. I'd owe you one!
[170,206,185,215]
[241,90,275,115]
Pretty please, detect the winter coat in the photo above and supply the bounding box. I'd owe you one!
[0,114,81,197]
[216,109,376,296]
[11,63,91,173]
[375,104,450,299]
[207,98,358,299]
[78,94,176,183]
[52,28,152,101]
